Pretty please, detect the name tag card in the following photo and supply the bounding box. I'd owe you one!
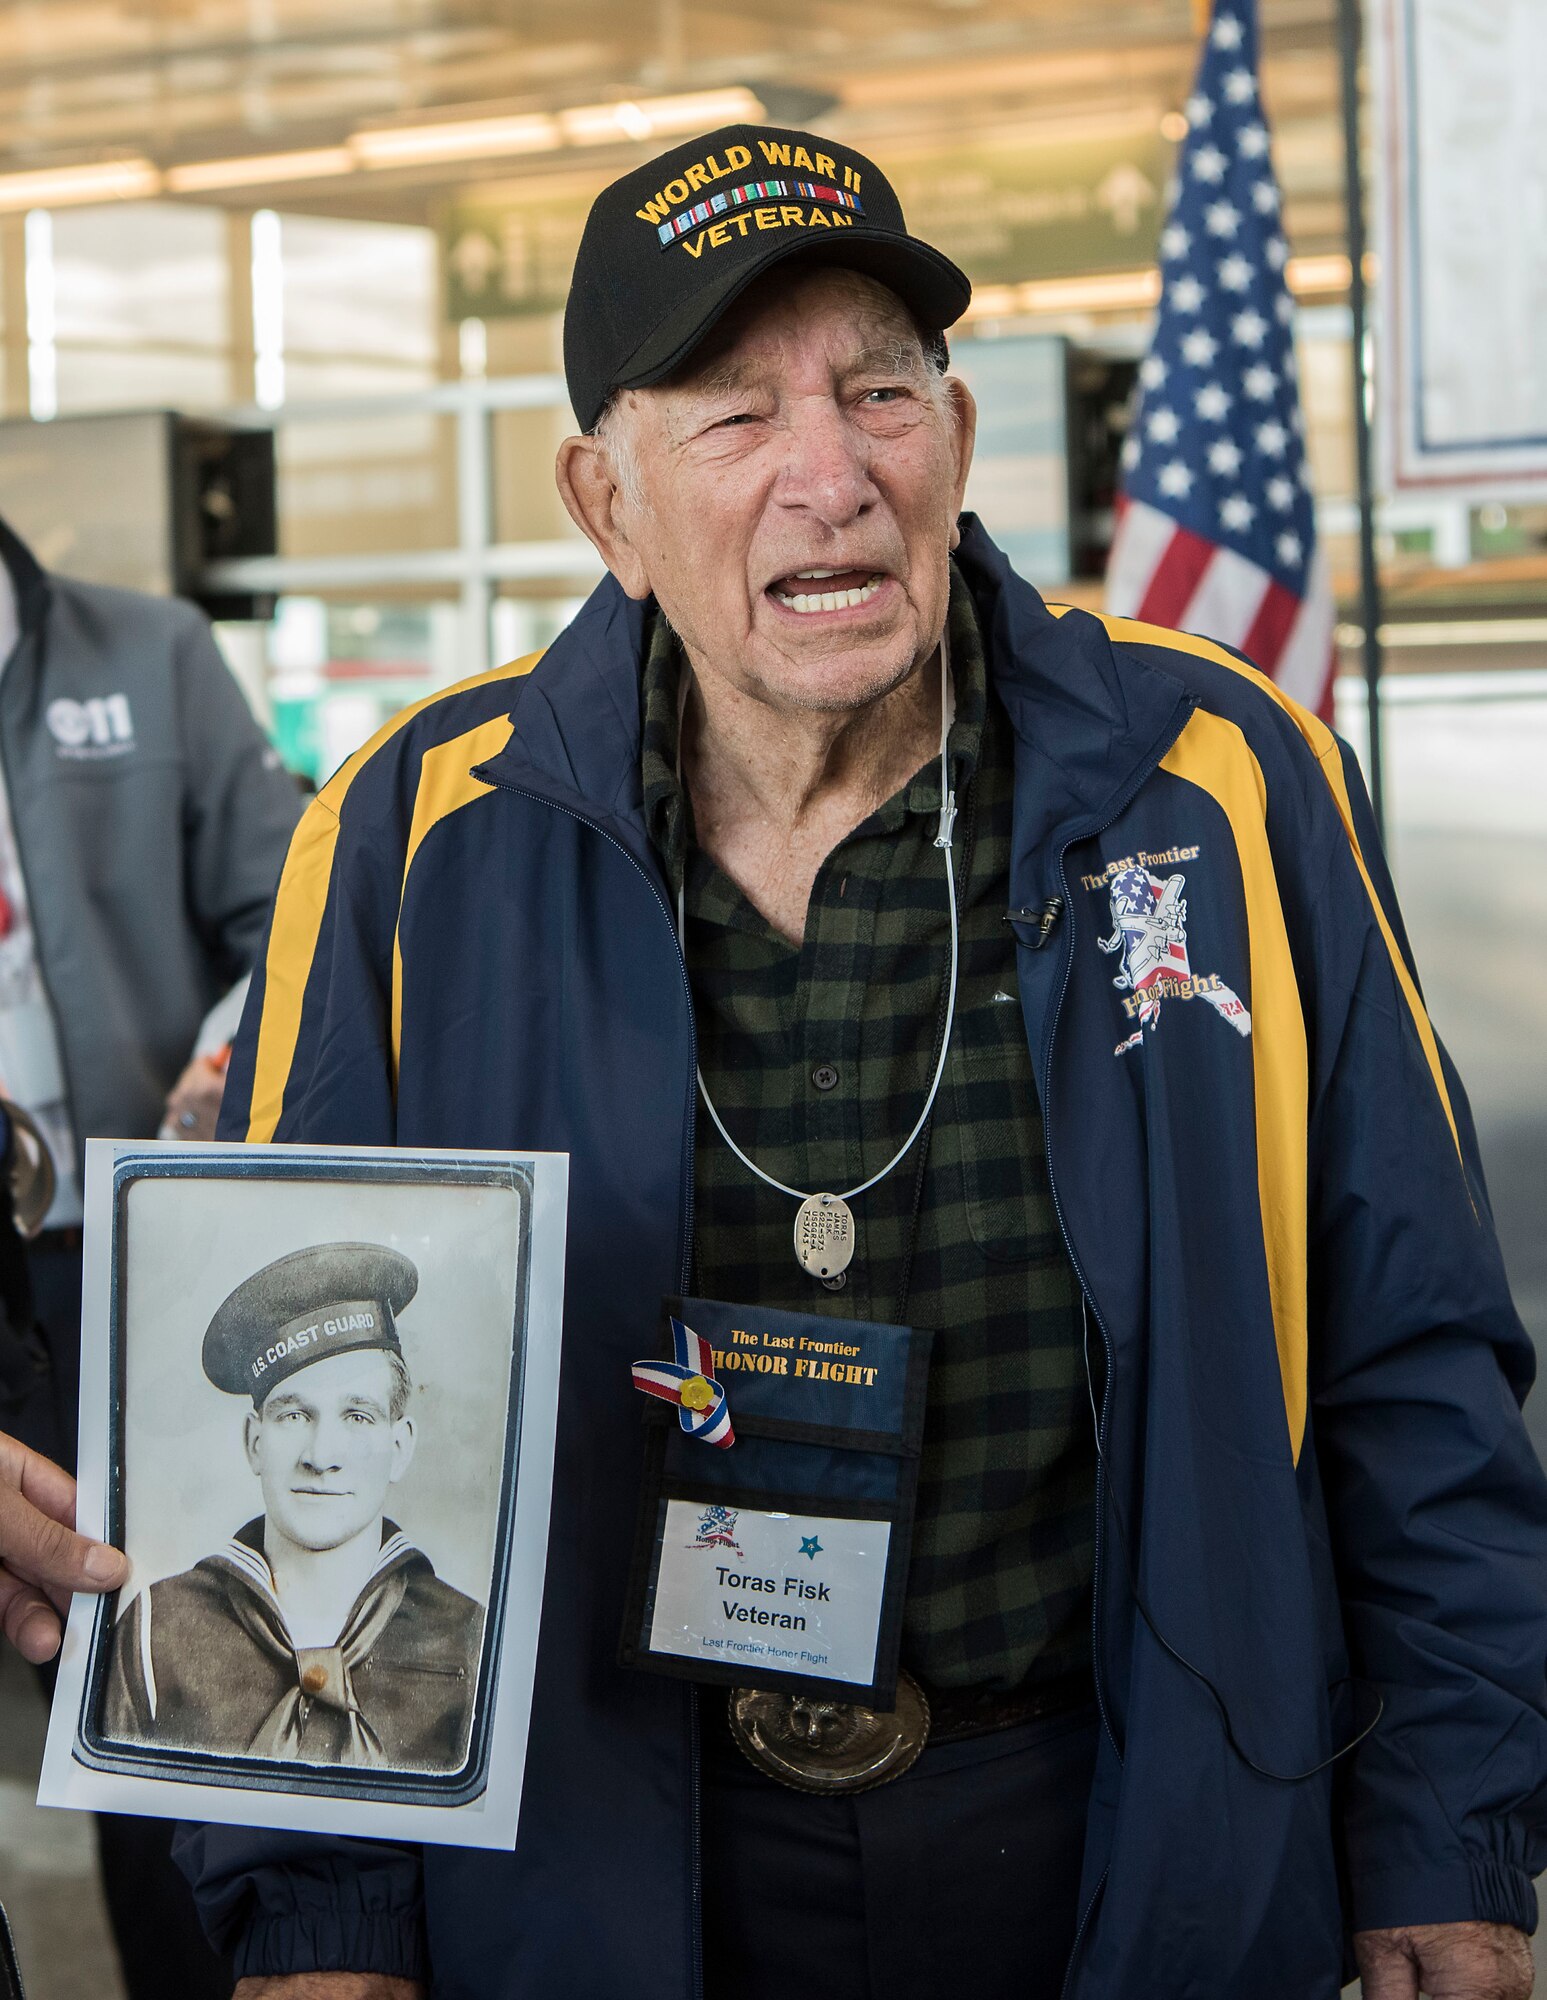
[622,1297,931,1709]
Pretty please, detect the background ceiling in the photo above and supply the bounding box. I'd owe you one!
[0,0,1348,247]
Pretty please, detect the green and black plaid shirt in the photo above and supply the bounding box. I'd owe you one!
[643,570,1095,1692]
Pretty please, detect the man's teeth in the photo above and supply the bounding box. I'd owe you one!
[775,572,884,614]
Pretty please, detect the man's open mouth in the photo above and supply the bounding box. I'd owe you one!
[769,568,886,614]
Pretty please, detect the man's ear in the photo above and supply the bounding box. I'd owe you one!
[943,376,978,550]
[244,1409,262,1473]
[388,1415,416,1484]
[555,433,653,601]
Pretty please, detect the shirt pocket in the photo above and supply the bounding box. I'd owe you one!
[949,1043,1063,1263]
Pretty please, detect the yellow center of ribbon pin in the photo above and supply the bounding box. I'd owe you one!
[680,1374,715,1412]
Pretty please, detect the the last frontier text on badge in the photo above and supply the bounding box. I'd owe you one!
[711,1326,881,1386]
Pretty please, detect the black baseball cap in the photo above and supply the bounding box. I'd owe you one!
[563,123,972,433]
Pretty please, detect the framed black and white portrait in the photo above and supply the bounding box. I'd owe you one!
[40,1140,567,1849]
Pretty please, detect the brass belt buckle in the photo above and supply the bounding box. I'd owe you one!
[727,1670,931,1794]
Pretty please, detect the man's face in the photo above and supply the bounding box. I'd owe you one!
[559,266,976,717]
[244,1349,414,1555]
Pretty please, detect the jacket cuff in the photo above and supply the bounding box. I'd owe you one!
[233,1908,430,1984]
[1349,1857,1538,1937]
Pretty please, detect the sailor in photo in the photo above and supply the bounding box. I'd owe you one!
[104,1243,484,1771]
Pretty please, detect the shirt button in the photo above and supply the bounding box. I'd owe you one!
[811,1064,840,1092]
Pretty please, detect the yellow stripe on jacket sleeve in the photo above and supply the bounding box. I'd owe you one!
[1066,607,1462,1163]
[1161,708,1311,1463]
[246,798,343,1143]
[245,651,541,1143]
[391,713,515,1075]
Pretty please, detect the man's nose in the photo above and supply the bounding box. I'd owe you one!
[298,1421,343,1472]
[775,399,877,526]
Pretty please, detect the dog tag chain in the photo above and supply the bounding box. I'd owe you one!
[676,632,961,1280]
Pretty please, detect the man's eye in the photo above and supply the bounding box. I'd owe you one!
[344,1410,376,1425]
[715,412,757,428]
[863,386,907,404]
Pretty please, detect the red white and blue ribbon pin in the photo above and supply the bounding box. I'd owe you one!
[631,1316,734,1448]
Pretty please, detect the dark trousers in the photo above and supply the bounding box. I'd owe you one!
[702,1695,1099,2000]
[27,1234,231,2000]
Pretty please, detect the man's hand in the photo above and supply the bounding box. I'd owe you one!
[1355,1920,1533,1999]
[0,1430,127,1662]
[160,1053,229,1142]
[234,1980,425,1998]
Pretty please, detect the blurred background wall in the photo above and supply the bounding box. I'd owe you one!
[0,2,1541,1993]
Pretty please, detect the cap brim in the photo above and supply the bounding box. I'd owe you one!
[608,228,972,411]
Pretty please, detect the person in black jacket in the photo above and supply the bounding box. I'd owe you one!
[0,511,299,2000]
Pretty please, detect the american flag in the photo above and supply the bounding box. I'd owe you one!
[1106,0,1336,719]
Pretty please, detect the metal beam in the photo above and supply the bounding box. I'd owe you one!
[1337,0,1387,841]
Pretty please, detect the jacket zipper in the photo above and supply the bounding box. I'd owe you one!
[1042,699,1195,2000]
[479,773,704,2000]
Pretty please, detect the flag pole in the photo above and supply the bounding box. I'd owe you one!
[1336,0,1387,841]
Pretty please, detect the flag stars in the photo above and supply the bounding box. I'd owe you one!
[1205,200,1242,238]
[1186,92,1214,126]
[1212,13,1245,49]
[1220,493,1256,532]
[1197,384,1233,423]
[1191,144,1229,184]
[1251,180,1281,215]
[1140,355,1169,388]
[1265,235,1289,270]
[1170,274,1206,312]
[1218,253,1253,292]
[1181,328,1219,366]
[1267,475,1297,510]
[1121,435,1143,471]
[1146,405,1182,444]
[1244,363,1278,401]
[1231,307,1269,347]
[1161,222,1192,260]
[1255,419,1289,455]
[1209,437,1244,476]
[1158,460,1196,499]
[1222,67,1257,104]
[1238,122,1270,159]
[1276,531,1304,567]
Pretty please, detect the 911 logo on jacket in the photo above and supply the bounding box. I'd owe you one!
[1095,862,1251,1057]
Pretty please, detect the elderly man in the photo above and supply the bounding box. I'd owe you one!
[45,121,1533,1997]
[104,1244,483,1769]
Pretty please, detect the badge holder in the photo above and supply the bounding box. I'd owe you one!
[621,1296,931,1710]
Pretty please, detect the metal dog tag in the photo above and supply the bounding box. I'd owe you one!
[793,1193,855,1278]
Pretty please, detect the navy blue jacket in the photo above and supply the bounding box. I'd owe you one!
[189,519,1547,1998]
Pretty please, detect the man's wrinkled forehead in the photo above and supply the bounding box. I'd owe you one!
[659,267,930,409]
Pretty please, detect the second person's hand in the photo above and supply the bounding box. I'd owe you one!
[0,1429,127,1661]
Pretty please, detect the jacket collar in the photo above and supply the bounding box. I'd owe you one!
[0,514,51,640]
[479,515,1192,869]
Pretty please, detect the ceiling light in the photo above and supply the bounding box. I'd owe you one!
[165,147,355,193]
[0,158,160,213]
[1286,253,1352,294]
[350,113,561,169]
[353,86,763,170]
[556,87,762,147]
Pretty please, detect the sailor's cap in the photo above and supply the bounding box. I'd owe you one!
[202,1241,419,1406]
